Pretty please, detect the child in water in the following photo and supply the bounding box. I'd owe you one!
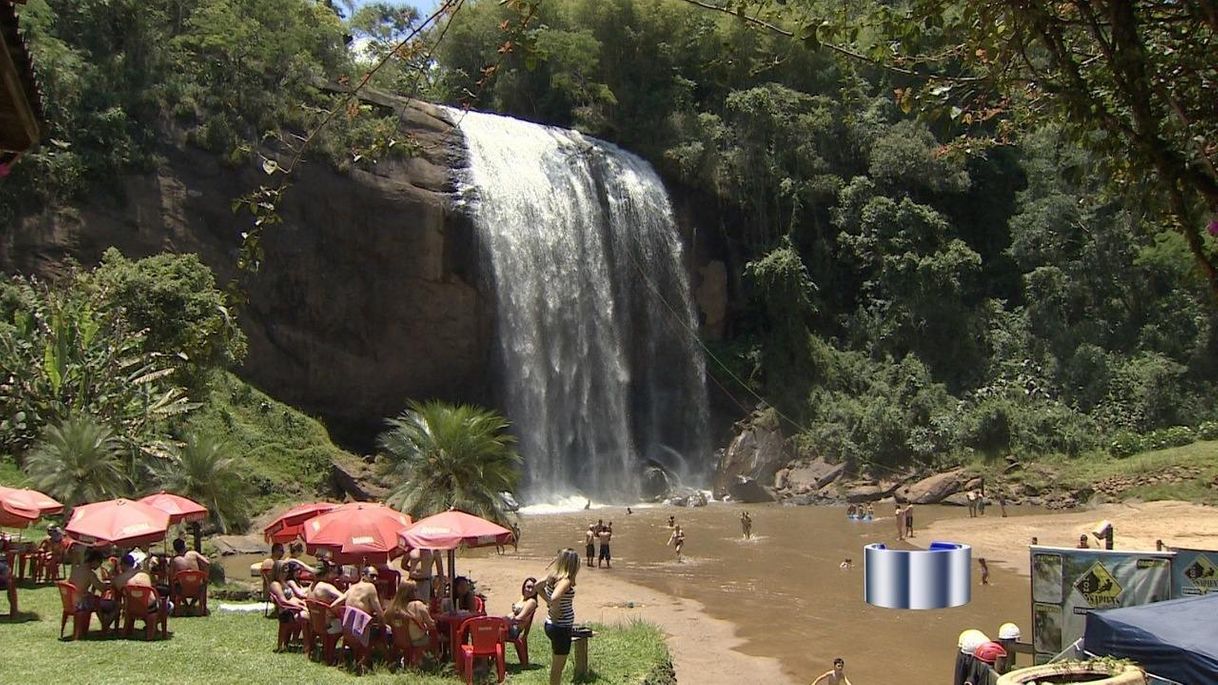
[979,558,990,585]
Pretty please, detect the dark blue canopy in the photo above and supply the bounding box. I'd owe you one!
[1083,594,1218,684]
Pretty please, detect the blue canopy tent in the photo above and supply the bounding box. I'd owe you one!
[1083,594,1218,684]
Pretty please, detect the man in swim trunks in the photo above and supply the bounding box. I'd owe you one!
[597,523,612,568]
[331,565,385,623]
[584,525,597,568]
[68,549,113,620]
[404,547,444,603]
[811,657,853,684]
[904,503,915,538]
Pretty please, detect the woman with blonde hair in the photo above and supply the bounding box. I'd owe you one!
[384,579,436,652]
[539,548,579,685]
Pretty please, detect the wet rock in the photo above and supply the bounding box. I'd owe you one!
[898,468,965,504]
[844,484,884,503]
[941,493,971,507]
[727,475,777,503]
[690,491,708,507]
[499,491,520,512]
[642,462,674,501]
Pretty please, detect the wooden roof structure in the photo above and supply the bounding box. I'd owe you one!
[0,0,44,154]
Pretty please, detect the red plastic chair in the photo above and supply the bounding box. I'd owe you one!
[123,585,169,640]
[457,616,508,684]
[388,615,440,669]
[340,606,376,674]
[506,609,534,666]
[374,569,400,601]
[55,581,92,640]
[172,570,209,616]
[270,591,305,651]
[304,599,340,665]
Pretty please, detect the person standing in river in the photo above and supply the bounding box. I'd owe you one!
[597,522,613,568]
[894,504,906,541]
[668,525,685,562]
[741,511,753,539]
[584,524,597,568]
[904,503,915,538]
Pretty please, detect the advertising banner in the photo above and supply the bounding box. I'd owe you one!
[1029,547,1173,664]
[1171,547,1218,597]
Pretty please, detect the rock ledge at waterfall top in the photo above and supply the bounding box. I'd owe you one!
[1,95,487,444]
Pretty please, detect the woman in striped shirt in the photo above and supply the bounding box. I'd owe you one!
[540,548,580,685]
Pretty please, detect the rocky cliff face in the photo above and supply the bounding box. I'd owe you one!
[0,97,492,445]
[1,96,733,450]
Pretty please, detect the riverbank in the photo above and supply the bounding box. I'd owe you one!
[458,555,793,685]
[923,500,1218,576]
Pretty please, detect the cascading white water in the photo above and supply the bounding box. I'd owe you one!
[452,108,709,502]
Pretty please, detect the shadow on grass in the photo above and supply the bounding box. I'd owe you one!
[0,610,40,623]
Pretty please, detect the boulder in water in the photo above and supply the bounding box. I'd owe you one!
[727,475,777,503]
[641,463,673,501]
[499,491,520,512]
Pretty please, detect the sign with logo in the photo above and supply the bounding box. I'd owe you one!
[1172,548,1218,596]
[1073,561,1123,608]
[1030,547,1172,664]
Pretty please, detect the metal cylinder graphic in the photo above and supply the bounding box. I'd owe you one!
[864,541,971,609]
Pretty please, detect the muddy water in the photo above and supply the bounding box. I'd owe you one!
[513,503,1030,683]
[217,503,1032,682]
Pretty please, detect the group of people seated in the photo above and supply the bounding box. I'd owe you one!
[262,542,539,672]
[63,536,211,635]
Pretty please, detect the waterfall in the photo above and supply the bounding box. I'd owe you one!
[451,108,710,502]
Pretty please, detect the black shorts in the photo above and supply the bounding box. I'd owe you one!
[598,545,611,560]
[585,543,595,557]
[545,622,573,656]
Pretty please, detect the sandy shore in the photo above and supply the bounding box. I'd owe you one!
[458,555,794,685]
[924,501,1218,576]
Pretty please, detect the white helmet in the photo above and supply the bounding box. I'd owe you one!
[959,629,989,654]
[998,622,1021,640]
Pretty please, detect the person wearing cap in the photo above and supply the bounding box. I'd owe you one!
[966,641,1007,685]
[996,623,1021,673]
[810,657,852,684]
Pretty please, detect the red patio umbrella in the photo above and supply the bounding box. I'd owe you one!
[302,502,412,564]
[0,500,39,528]
[0,486,65,517]
[399,509,516,606]
[262,501,338,543]
[0,486,64,529]
[398,510,515,551]
[65,498,171,548]
[138,491,208,525]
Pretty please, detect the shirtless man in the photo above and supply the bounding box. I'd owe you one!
[811,657,853,685]
[331,566,385,624]
[68,550,122,632]
[111,553,161,625]
[403,547,444,603]
[597,523,613,568]
[741,511,753,539]
[584,525,597,568]
[308,560,345,635]
[170,538,210,575]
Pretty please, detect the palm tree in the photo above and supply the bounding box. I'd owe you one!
[24,416,128,507]
[154,433,249,541]
[378,400,522,526]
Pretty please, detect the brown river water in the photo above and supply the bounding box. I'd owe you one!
[222,502,1032,683]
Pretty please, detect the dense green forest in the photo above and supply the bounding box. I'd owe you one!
[3,0,1217,478]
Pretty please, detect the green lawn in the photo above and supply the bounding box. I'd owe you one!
[0,584,673,685]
